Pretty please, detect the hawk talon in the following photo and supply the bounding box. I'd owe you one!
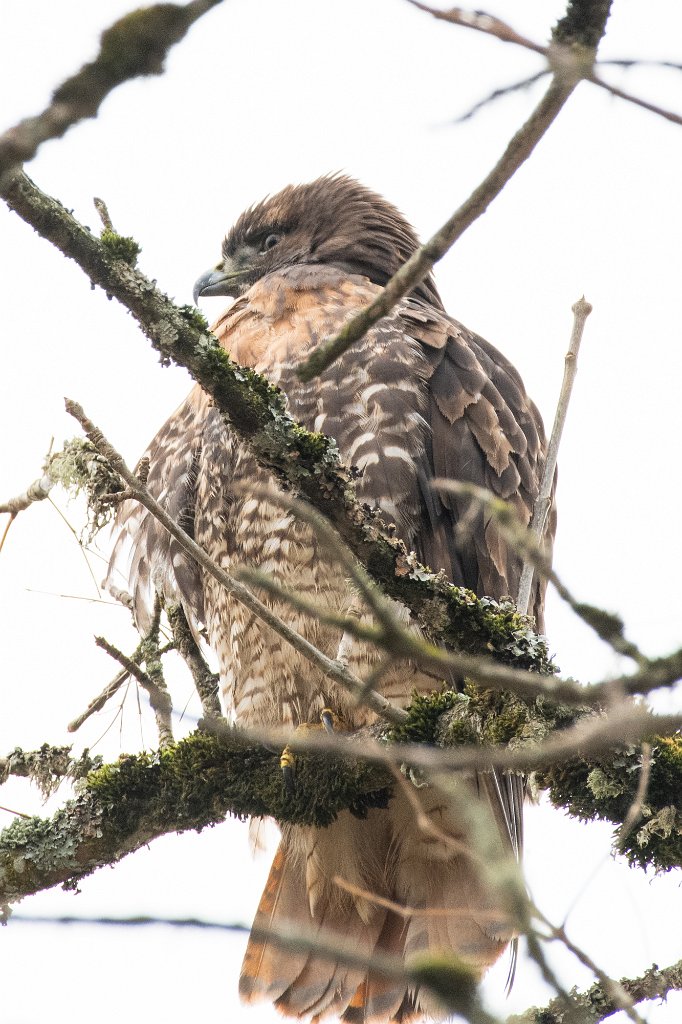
[320,707,336,734]
[280,709,340,795]
[280,745,296,795]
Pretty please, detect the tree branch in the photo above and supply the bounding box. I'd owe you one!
[0,170,554,679]
[65,399,407,727]
[517,296,591,615]
[509,957,682,1024]
[0,1,222,184]
[9,912,498,1024]
[1,693,679,908]
[297,75,577,382]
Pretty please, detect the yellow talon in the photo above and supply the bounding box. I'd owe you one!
[280,709,343,796]
[280,744,296,795]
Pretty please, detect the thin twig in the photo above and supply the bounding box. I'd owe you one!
[535,907,644,1024]
[218,704,681,776]
[68,666,130,733]
[241,484,414,645]
[67,638,174,732]
[297,75,577,381]
[9,913,500,1024]
[436,478,646,665]
[517,297,592,615]
[165,603,221,720]
[0,474,55,515]
[65,399,406,727]
[95,635,173,747]
[0,514,16,554]
[406,2,547,56]
[589,73,682,127]
[93,197,113,232]
[332,875,509,922]
[410,2,682,128]
[454,71,550,124]
[617,741,652,850]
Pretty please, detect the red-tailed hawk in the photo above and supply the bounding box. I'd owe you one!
[108,175,552,1022]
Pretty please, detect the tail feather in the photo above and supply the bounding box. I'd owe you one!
[240,842,312,1005]
[240,812,389,1018]
[241,779,520,1021]
[341,911,411,1023]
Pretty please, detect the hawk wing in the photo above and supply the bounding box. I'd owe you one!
[105,385,212,635]
[402,297,553,632]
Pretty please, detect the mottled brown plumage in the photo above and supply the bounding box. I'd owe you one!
[107,175,554,1022]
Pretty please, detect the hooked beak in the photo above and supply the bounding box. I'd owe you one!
[192,265,245,305]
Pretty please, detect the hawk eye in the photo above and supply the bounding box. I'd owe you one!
[261,233,281,254]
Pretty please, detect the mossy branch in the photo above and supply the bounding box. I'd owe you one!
[2,691,680,906]
[1,170,553,680]
[509,957,682,1024]
[0,729,389,905]
[0,1,223,183]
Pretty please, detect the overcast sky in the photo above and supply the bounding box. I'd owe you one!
[1,2,681,1022]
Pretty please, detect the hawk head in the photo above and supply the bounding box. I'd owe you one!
[193,174,442,308]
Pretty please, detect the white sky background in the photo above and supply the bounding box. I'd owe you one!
[0,1,681,1022]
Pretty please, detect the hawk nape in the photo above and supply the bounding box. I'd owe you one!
[108,174,554,1022]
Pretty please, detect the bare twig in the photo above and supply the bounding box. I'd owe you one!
[535,908,644,1024]
[0,474,54,515]
[436,478,646,665]
[243,485,419,645]
[165,603,221,720]
[65,399,406,728]
[0,1,223,183]
[454,71,550,124]
[406,3,547,57]
[517,296,592,615]
[226,703,681,776]
[106,584,134,611]
[411,2,682,129]
[67,665,130,733]
[617,741,652,849]
[235,544,682,706]
[9,912,499,1024]
[589,73,682,127]
[93,197,113,232]
[297,75,577,381]
[0,514,15,554]
[67,637,174,733]
[0,805,31,819]
[95,635,173,747]
[333,875,516,929]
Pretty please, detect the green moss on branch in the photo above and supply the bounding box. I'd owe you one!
[2,694,680,905]
[0,729,389,904]
[536,733,682,871]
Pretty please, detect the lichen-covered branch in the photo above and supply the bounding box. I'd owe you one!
[0,1,222,184]
[508,957,682,1024]
[1,170,553,680]
[165,603,221,719]
[2,691,680,907]
[0,745,101,800]
[0,729,390,905]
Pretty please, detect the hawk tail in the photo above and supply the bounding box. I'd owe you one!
[240,788,515,1021]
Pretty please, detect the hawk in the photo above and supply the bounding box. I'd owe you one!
[108,175,552,1022]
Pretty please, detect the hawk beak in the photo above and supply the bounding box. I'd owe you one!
[192,265,244,304]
